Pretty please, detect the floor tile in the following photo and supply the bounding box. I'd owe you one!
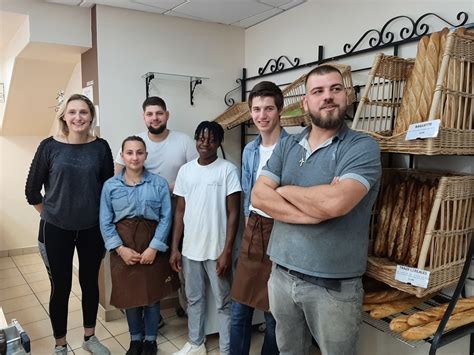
[98,315,129,336]
[4,304,49,326]
[30,335,57,354]
[1,293,40,313]
[67,322,112,350]
[0,275,27,289]
[0,283,33,301]
[22,317,53,341]
[29,279,51,293]
[23,269,49,283]
[161,307,178,319]
[18,263,45,274]
[0,267,22,279]
[158,315,188,341]
[72,336,125,354]
[66,309,83,331]
[156,340,179,354]
[0,257,15,270]
[12,253,43,266]
[36,290,52,304]
[114,332,130,349]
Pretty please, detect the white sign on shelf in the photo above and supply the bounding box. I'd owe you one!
[405,119,440,141]
[395,265,430,288]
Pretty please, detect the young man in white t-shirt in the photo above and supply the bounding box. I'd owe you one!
[230,81,288,355]
[170,121,241,355]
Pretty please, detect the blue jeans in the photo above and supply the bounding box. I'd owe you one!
[268,265,363,355]
[230,302,279,355]
[125,301,161,342]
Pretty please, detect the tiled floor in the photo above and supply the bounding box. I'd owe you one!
[1,253,320,354]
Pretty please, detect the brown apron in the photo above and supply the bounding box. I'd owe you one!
[231,213,274,311]
[110,218,179,309]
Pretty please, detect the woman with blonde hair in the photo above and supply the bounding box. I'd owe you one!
[25,94,113,354]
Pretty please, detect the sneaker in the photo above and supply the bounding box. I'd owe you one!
[53,345,68,354]
[172,341,206,355]
[142,340,158,355]
[125,340,142,355]
[82,335,111,354]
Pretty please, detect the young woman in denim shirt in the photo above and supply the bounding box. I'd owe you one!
[100,136,179,355]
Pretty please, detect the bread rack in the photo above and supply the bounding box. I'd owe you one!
[220,10,474,354]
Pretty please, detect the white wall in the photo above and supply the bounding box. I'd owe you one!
[244,1,473,354]
[95,5,245,165]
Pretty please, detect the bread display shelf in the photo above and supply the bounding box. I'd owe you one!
[353,30,474,155]
[367,169,474,298]
[362,294,474,348]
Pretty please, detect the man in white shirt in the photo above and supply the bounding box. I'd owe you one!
[170,121,241,355]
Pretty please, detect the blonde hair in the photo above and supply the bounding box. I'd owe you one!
[56,94,97,136]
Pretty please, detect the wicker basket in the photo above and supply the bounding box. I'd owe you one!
[353,30,474,154]
[366,169,474,297]
[214,102,250,130]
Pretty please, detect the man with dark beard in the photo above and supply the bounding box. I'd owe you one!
[115,96,197,191]
[251,65,381,355]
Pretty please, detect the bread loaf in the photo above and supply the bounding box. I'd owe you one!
[416,31,441,122]
[395,180,417,263]
[390,315,411,333]
[374,183,394,257]
[406,183,430,266]
[387,181,407,260]
[370,296,431,320]
[402,308,474,340]
[363,303,379,312]
[408,296,474,326]
[433,28,450,122]
[364,289,412,304]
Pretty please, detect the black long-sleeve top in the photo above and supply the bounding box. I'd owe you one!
[25,137,114,230]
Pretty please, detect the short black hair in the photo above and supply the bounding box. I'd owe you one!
[194,121,224,145]
[305,65,343,87]
[248,81,284,111]
[142,96,167,111]
[121,135,147,151]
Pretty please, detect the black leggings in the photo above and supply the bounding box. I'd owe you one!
[38,219,105,339]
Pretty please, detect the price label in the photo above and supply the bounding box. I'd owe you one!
[405,119,440,141]
[395,265,430,288]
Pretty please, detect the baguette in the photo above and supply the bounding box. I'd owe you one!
[370,296,432,320]
[402,308,474,340]
[387,181,407,260]
[395,180,417,263]
[408,296,474,326]
[390,314,411,333]
[374,183,394,257]
[363,304,379,312]
[364,289,412,304]
[406,183,429,266]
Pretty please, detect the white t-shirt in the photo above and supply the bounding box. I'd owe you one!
[174,158,242,261]
[249,143,276,218]
[115,130,197,186]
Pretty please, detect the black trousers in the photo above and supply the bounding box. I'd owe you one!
[38,219,105,339]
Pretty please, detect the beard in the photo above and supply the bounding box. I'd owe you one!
[308,106,345,130]
[147,124,166,135]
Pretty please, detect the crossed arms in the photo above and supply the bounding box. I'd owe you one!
[251,175,368,224]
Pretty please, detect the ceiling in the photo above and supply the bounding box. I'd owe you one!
[0,11,27,53]
[45,0,306,28]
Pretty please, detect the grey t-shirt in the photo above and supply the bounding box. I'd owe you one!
[25,137,114,230]
[261,124,381,278]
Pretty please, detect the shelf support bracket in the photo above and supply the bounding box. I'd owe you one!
[190,79,202,106]
[145,73,155,98]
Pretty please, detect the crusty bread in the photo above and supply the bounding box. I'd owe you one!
[370,296,431,320]
[390,314,411,333]
[402,308,474,340]
[387,181,407,260]
[407,296,474,326]
[374,183,394,257]
[363,303,379,312]
[364,289,413,304]
[395,180,417,263]
[406,183,429,266]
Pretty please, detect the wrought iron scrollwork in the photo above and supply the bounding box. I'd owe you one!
[258,56,300,75]
[224,78,242,106]
[343,11,468,54]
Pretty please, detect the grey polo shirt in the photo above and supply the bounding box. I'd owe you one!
[261,123,381,279]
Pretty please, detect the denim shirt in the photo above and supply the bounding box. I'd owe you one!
[99,169,172,252]
[241,128,289,217]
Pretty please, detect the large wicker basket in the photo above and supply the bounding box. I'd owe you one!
[366,169,474,297]
[214,102,250,130]
[352,30,474,154]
